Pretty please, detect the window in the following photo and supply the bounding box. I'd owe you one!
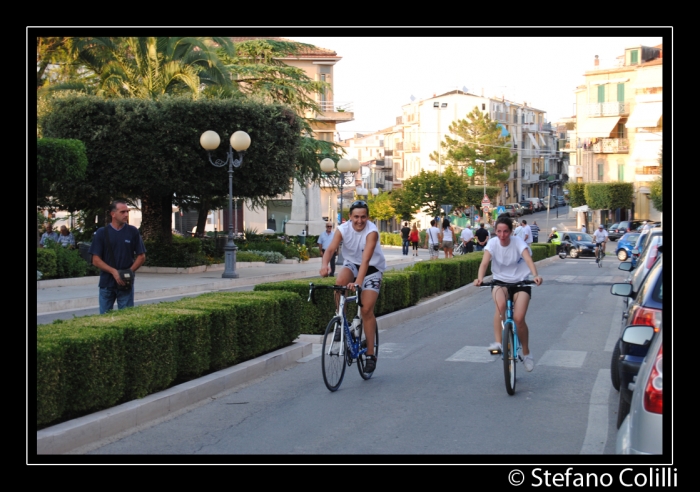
[617,83,625,102]
[630,50,639,65]
[618,161,625,181]
[482,103,486,110]
[597,85,605,103]
[597,160,604,181]
[641,166,660,175]
[616,122,627,139]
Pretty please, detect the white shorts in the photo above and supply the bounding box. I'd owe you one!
[341,260,383,293]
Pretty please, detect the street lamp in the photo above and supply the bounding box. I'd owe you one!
[200,129,251,279]
[475,159,496,197]
[433,101,448,174]
[320,157,360,226]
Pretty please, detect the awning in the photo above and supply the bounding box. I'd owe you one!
[591,77,629,85]
[528,133,540,149]
[625,102,662,128]
[629,138,662,167]
[632,66,662,89]
[572,205,590,212]
[577,116,621,138]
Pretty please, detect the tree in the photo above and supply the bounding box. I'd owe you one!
[565,182,586,208]
[434,107,515,190]
[400,167,470,217]
[366,191,395,223]
[584,182,633,211]
[390,188,421,222]
[650,146,663,212]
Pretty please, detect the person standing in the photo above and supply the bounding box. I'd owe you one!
[580,224,587,234]
[513,221,524,240]
[440,218,456,258]
[89,200,146,314]
[409,223,420,257]
[400,221,411,256]
[460,224,474,254]
[319,200,385,374]
[520,220,533,247]
[474,223,489,251]
[39,223,59,248]
[473,216,543,372]
[426,219,441,260]
[530,221,540,243]
[317,223,338,276]
[56,225,76,248]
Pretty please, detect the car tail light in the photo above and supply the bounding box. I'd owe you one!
[646,244,660,270]
[643,345,662,414]
[629,306,662,331]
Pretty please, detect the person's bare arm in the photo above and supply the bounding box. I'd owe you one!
[319,231,342,277]
[92,254,125,285]
[131,253,145,272]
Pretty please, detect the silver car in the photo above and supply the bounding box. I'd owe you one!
[616,324,663,454]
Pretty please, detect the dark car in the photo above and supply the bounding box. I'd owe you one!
[518,201,534,215]
[556,195,566,207]
[630,227,662,270]
[609,220,647,241]
[557,231,597,259]
[615,232,640,261]
[609,255,662,428]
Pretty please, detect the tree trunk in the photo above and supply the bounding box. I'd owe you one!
[141,192,172,243]
[195,197,211,238]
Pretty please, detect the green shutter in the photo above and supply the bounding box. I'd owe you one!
[630,50,638,65]
[598,85,605,103]
[617,83,625,102]
[618,163,624,181]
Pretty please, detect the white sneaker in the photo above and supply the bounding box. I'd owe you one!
[488,342,502,354]
[523,354,535,372]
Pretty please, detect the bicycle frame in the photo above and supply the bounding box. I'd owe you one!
[502,298,520,362]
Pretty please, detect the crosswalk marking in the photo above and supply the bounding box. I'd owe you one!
[446,346,497,363]
[537,350,587,368]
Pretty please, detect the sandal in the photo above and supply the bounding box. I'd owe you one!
[363,355,377,374]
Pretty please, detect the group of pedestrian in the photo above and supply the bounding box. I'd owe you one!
[39,223,76,248]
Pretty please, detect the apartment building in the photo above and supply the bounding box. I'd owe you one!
[567,45,662,222]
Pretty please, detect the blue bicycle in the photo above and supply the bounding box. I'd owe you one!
[308,283,378,392]
[482,279,536,395]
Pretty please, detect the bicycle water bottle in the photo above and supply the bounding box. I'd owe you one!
[351,316,361,338]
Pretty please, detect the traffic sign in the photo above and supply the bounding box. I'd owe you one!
[481,194,491,207]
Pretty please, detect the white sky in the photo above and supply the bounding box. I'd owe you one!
[289,35,664,140]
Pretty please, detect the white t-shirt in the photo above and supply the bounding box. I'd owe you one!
[513,225,523,239]
[485,236,531,283]
[593,229,608,243]
[520,224,533,244]
[338,220,386,272]
[441,227,453,242]
[460,228,474,243]
[427,226,441,245]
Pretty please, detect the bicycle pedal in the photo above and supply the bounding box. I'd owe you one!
[489,349,502,355]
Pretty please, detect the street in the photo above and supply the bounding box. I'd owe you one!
[77,248,626,459]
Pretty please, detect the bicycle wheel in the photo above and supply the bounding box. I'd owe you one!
[502,321,516,395]
[358,321,379,380]
[322,317,346,392]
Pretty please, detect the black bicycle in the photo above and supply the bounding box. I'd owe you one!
[308,283,379,392]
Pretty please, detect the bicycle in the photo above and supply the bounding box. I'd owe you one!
[596,242,605,267]
[308,283,379,392]
[481,279,536,395]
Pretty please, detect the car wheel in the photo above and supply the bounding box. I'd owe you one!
[617,249,628,261]
[569,247,579,259]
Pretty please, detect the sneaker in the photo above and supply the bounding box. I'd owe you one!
[364,355,377,373]
[523,355,535,372]
[488,342,502,354]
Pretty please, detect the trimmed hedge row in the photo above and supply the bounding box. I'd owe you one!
[36,290,301,428]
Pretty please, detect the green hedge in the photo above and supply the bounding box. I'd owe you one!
[36,290,304,428]
[36,243,91,280]
[144,235,208,268]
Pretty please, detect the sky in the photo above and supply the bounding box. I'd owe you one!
[289,34,665,140]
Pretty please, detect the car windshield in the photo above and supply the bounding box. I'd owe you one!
[574,233,593,241]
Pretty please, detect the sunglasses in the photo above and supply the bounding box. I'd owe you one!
[326,226,333,229]
[350,200,368,209]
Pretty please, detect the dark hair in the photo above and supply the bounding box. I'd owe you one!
[521,219,527,225]
[442,218,451,229]
[109,200,128,213]
[349,200,369,214]
[495,216,514,231]
[430,219,436,226]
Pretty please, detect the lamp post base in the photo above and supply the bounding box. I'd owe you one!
[222,242,239,278]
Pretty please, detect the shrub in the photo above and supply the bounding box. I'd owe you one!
[144,235,208,268]
[237,251,266,262]
[37,248,57,279]
[246,250,285,263]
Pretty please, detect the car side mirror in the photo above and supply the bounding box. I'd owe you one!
[618,262,633,271]
[610,283,633,297]
[621,325,654,346]
[631,248,639,255]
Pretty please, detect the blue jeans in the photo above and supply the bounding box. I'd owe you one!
[475,244,484,252]
[99,285,134,314]
[402,239,410,255]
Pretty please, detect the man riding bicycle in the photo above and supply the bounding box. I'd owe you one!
[593,224,608,263]
[473,216,543,372]
[320,200,385,374]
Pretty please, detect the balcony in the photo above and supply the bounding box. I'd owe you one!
[312,101,355,122]
[396,142,403,151]
[591,138,629,153]
[585,102,630,117]
[384,149,393,156]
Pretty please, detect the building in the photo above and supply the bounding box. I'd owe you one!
[567,45,662,224]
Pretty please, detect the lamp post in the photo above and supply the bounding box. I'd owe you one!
[200,130,251,278]
[320,157,360,226]
[475,159,496,223]
[433,101,448,174]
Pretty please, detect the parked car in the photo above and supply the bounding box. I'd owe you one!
[634,220,660,233]
[518,201,534,214]
[616,322,662,454]
[615,232,640,261]
[631,227,662,268]
[557,231,596,259]
[609,220,647,241]
[503,204,517,217]
[610,255,662,428]
[512,203,524,217]
[525,197,543,212]
[556,195,566,207]
[631,229,662,275]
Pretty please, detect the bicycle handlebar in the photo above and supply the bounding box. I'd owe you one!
[480,279,536,287]
[308,282,363,307]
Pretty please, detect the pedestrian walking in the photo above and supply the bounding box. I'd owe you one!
[401,221,411,256]
[409,223,420,257]
[530,221,540,243]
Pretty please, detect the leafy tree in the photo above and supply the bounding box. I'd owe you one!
[584,182,633,210]
[366,191,395,223]
[650,146,662,212]
[390,188,421,221]
[565,182,586,208]
[400,167,470,217]
[435,106,515,190]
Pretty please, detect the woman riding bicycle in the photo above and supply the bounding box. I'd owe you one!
[320,200,385,374]
[473,216,543,372]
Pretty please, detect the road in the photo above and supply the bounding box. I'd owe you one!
[78,250,626,459]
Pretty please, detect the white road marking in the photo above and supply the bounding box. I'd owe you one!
[537,350,587,368]
[446,346,498,363]
[580,369,612,454]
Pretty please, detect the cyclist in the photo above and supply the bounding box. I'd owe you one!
[593,224,608,263]
[320,200,385,374]
[473,216,543,372]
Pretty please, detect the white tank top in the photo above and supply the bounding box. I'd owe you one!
[442,227,453,242]
[338,220,386,272]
